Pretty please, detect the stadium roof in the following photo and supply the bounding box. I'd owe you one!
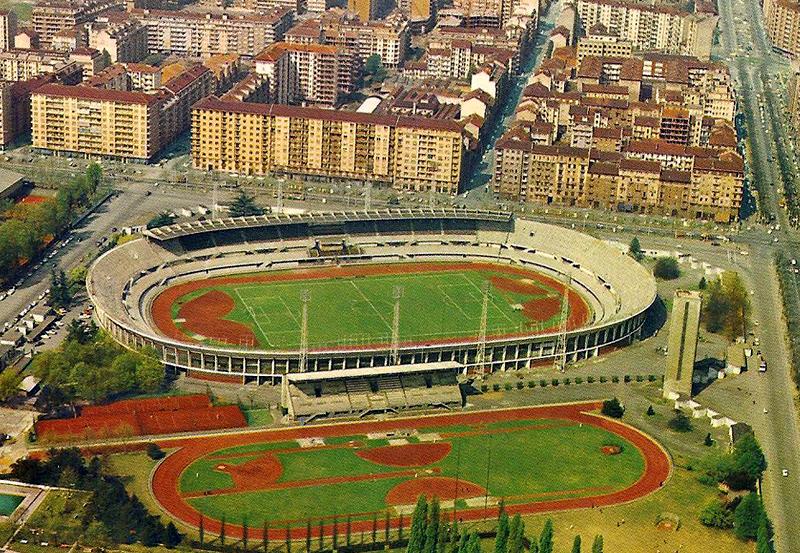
[286,361,463,382]
[144,208,514,241]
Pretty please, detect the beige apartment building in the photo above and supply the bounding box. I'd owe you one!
[493,136,743,221]
[31,84,163,159]
[255,42,352,106]
[576,26,632,62]
[32,0,124,47]
[130,7,295,57]
[87,17,148,62]
[764,0,800,56]
[576,0,718,59]
[191,97,466,193]
[0,11,17,51]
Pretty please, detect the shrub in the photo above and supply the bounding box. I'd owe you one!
[653,257,681,280]
[704,433,713,446]
[587,376,595,383]
[516,381,524,390]
[699,500,734,529]
[668,411,693,432]
[599,376,607,383]
[492,383,501,392]
[146,443,165,460]
[648,374,657,382]
[527,381,536,388]
[504,382,513,391]
[601,397,625,418]
[563,378,571,385]
[480,384,489,392]
[636,375,644,382]
[540,379,548,387]
[624,375,631,383]
[611,375,619,383]
[646,405,655,416]
[575,377,583,384]
[551,378,560,386]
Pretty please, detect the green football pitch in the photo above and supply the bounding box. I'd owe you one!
[179,416,645,527]
[162,262,590,350]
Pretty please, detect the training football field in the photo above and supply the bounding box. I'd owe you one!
[165,263,585,350]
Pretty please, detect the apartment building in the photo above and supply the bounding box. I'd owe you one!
[0,11,18,51]
[576,0,718,59]
[404,39,514,80]
[125,62,161,90]
[229,0,306,15]
[0,73,59,147]
[763,0,800,56]
[31,64,213,160]
[576,24,632,62]
[130,7,295,57]
[0,50,85,82]
[191,97,466,193]
[87,16,148,62]
[255,42,353,106]
[493,134,743,221]
[349,0,381,21]
[32,0,124,47]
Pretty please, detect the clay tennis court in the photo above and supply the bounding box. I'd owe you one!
[150,262,591,351]
[148,402,670,540]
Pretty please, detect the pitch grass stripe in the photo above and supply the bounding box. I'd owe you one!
[233,288,274,348]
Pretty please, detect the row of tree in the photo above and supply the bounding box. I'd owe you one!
[9,447,182,548]
[700,491,772,548]
[701,271,752,341]
[406,497,604,553]
[0,163,103,281]
[701,433,767,492]
[31,320,165,406]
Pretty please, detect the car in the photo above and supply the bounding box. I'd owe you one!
[782,469,789,477]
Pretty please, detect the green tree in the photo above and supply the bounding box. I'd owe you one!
[135,348,165,393]
[704,433,713,446]
[407,495,428,553]
[364,54,387,82]
[538,519,553,553]
[465,533,481,553]
[756,514,773,553]
[164,522,182,548]
[86,162,103,194]
[732,434,767,487]
[628,237,643,261]
[571,536,581,553]
[646,405,655,416]
[734,493,763,540]
[668,411,692,432]
[699,500,733,529]
[702,272,751,340]
[653,257,680,280]
[147,212,175,230]
[601,398,624,418]
[699,276,707,289]
[591,536,603,553]
[494,500,509,553]
[508,514,524,553]
[229,190,265,217]
[0,369,21,401]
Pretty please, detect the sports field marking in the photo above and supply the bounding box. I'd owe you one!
[349,280,392,331]
[234,288,274,348]
[458,273,517,325]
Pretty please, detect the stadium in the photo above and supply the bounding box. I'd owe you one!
[87,208,657,419]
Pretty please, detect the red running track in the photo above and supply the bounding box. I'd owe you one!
[149,402,671,540]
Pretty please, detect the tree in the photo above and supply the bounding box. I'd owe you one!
[50,268,71,309]
[494,500,509,553]
[164,522,182,548]
[734,493,763,540]
[0,369,21,402]
[538,519,553,553]
[146,443,165,460]
[653,257,680,280]
[591,536,603,553]
[364,54,387,82]
[756,514,773,553]
[601,398,624,418]
[699,500,734,529]
[407,495,428,553]
[508,515,524,553]
[229,190,265,217]
[646,405,655,416]
[732,433,767,487]
[699,276,707,290]
[147,212,175,230]
[628,237,644,261]
[704,433,713,446]
[702,272,751,340]
[571,536,581,553]
[86,162,103,194]
[668,411,692,432]
[423,498,439,553]
[135,348,165,393]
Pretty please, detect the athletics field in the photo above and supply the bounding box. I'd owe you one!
[150,402,670,538]
[150,262,591,350]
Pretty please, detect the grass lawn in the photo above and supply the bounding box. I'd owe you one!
[170,263,576,350]
[179,418,644,526]
[105,452,165,521]
[244,408,273,426]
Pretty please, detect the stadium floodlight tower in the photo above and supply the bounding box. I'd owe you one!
[390,285,403,365]
[476,281,490,375]
[553,273,572,372]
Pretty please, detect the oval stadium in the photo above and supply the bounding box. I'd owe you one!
[87,209,657,419]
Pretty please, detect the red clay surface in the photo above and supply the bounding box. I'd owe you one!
[215,453,283,491]
[177,290,258,347]
[150,262,592,350]
[146,401,671,540]
[35,394,247,442]
[356,442,452,467]
[386,477,486,505]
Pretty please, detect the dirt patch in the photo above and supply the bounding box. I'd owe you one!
[356,442,451,467]
[601,445,622,456]
[217,453,283,491]
[489,276,549,296]
[521,296,562,327]
[386,477,486,505]
[177,290,258,347]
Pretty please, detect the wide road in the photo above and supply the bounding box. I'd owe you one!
[717,0,800,549]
